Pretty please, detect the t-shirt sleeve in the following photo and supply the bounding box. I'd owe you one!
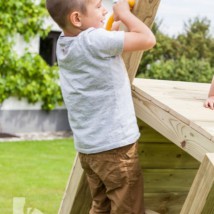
[81,28,124,58]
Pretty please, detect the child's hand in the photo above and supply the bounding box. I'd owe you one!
[204,96,214,110]
[111,21,121,31]
[113,0,130,22]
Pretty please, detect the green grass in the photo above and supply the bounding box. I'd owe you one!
[0,138,76,214]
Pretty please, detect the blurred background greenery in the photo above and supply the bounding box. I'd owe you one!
[138,17,214,83]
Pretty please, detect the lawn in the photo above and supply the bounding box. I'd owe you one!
[0,138,76,214]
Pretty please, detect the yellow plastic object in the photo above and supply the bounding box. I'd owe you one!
[106,0,135,31]
[128,0,135,8]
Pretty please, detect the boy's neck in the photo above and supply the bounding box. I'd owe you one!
[63,26,83,37]
[63,29,80,37]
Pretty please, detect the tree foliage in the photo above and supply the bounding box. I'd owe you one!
[138,17,214,83]
[0,0,63,110]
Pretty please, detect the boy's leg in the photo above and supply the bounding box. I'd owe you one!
[79,142,144,214]
[102,143,144,214]
[79,153,111,214]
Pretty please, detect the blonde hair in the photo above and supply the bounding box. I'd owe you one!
[46,0,88,29]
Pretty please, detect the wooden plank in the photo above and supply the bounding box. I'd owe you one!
[70,172,91,214]
[190,121,214,141]
[58,154,90,214]
[144,169,197,193]
[180,153,214,214]
[133,93,214,162]
[138,142,200,169]
[145,192,188,214]
[138,119,171,143]
[122,0,161,83]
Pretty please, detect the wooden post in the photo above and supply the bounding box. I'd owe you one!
[58,154,91,214]
[180,153,214,214]
[122,0,160,83]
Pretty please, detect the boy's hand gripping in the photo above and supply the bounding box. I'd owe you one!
[105,0,135,31]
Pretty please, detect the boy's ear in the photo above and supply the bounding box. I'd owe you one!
[69,11,82,27]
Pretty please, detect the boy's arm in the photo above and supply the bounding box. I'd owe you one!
[111,21,121,31]
[204,76,214,110]
[113,0,156,52]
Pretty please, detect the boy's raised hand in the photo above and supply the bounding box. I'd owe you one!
[112,0,156,52]
[113,0,130,22]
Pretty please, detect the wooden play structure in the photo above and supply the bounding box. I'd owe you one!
[58,0,214,213]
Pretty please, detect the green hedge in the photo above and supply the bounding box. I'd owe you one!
[0,0,63,110]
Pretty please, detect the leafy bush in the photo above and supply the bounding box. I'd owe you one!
[139,57,214,83]
[0,53,62,110]
[0,0,63,110]
[138,17,214,83]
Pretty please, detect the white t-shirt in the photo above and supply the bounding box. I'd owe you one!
[57,27,140,154]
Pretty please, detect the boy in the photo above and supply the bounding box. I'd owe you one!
[204,76,214,110]
[46,0,156,213]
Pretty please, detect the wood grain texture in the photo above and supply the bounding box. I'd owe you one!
[122,0,161,83]
[133,79,214,162]
[144,169,197,193]
[133,78,213,140]
[145,192,188,214]
[58,154,90,214]
[180,154,214,214]
[138,142,200,169]
[134,96,214,162]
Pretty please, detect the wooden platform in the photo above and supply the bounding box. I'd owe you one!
[133,78,214,214]
[133,78,214,162]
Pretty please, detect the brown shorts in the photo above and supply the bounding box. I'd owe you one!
[79,143,144,214]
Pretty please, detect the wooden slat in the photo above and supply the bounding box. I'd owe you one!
[133,93,214,162]
[180,153,214,214]
[190,121,214,140]
[138,119,171,143]
[144,169,197,193]
[58,154,89,214]
[145,192,188,214]
[138,142,200,169]
[122,0,161,83]
[70,172,91,214]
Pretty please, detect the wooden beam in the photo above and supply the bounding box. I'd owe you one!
[58,154,91,214]
[122,0,161,83]
[180,153,214,214]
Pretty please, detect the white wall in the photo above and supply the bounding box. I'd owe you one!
[13,34,40,56]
